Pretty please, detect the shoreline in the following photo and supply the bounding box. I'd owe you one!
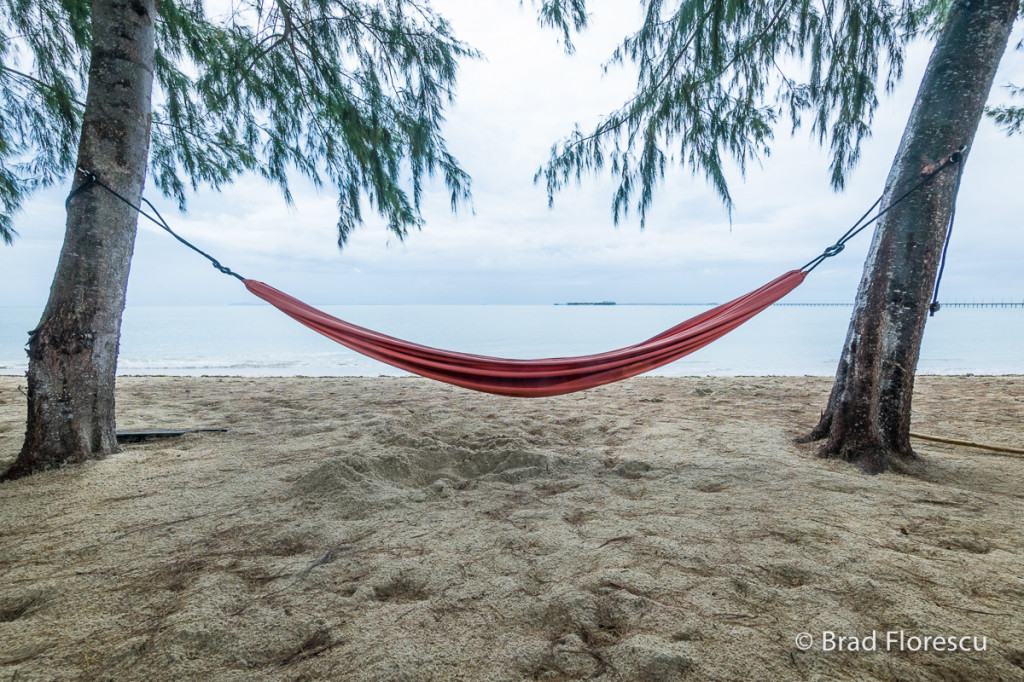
[2,375,1022,680]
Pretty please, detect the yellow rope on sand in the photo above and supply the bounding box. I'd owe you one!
[910,432,1024,457]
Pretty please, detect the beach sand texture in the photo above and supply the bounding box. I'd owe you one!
[1,375,1023,681]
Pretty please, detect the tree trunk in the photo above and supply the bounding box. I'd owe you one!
[799,0,1019,474]
[2,0,155,480]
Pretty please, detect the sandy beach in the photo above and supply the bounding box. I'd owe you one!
[1,375,1022,680]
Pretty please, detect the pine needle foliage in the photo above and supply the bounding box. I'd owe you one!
[0,0,89,243]
[534,0,589,53]
[988,84,1024,133]
[986,14,1024,134]
[536,0,954,226]
[0,0,479,247]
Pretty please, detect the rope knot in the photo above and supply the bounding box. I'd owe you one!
[822,244,845,258]
[209,259,243,280]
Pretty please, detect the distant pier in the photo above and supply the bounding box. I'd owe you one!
[937,301,1024,308]
[773,301,1024,308]
[556,301,1023,308]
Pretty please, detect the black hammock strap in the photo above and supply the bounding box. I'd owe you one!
[928,157,966,315]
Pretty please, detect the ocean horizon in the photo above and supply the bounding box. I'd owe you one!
[1,304,1021,378]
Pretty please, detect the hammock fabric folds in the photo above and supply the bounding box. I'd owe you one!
[244,270,806,397]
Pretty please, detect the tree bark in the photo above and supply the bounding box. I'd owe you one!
[3,0,155,479]
[799,0,1019,474]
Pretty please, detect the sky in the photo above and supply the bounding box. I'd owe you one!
[1,1,1022,307]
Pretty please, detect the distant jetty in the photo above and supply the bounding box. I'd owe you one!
[555,301,1023,308]
[773,301,1024,308]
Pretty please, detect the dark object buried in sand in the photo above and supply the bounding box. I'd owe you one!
[116,428,228,444]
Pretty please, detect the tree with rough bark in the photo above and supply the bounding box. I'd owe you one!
[538,0,1022,473]
[0,0,490,479]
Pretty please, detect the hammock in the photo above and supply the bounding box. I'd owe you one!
[243,270,806,397]
[68,149,959,398]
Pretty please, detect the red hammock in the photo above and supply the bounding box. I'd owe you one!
[243,269,806,397]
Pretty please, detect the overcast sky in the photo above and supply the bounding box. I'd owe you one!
[1,1,1022,307]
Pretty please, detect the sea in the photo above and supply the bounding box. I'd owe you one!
[0,304,1021,377]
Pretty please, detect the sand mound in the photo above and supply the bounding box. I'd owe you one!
[1,375,1023,680]
[291,422,564,518]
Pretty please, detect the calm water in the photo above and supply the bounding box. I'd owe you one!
[0,304,1020,377]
